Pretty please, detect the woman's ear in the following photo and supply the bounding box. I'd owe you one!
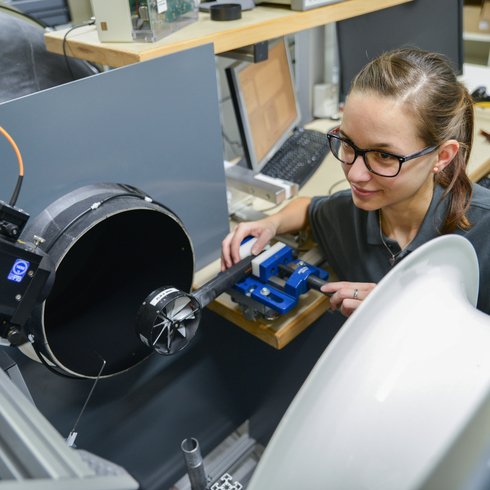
[432,139,460,173]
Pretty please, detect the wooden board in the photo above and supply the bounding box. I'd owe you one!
[193,250,337,349]
[44,0,413,67]
[204,288,332,349]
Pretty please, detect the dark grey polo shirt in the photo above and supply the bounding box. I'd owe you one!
[309,183,490,314]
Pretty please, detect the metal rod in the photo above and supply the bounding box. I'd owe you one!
[181,438,207,490]
[67,353,106,447]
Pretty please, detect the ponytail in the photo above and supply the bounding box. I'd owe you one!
[435,87,474,233]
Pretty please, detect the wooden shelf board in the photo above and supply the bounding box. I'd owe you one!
[45,0,413,67]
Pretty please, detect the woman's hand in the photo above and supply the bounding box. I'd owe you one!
[220,219,277,272]
[321,281,377,318]
[221,197,312,272]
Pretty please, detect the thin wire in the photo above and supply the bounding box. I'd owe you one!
[222,130,242,159]
[69,354,106,438]
[328,178,347,195]
[0,126,24,207]
[63,21,95,80]
[45,192,154,253]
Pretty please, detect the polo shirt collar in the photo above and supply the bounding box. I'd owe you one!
[366,183,448,249]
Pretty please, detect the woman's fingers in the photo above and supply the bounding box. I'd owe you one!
[321,281,377,317]
[220,221,276,271]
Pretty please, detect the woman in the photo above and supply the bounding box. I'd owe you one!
[221,48,490,317]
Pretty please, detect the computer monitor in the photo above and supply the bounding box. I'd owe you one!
[226,38,302,173]
[336,0,464,99]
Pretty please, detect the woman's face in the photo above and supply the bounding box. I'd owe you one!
[339,91,438,213]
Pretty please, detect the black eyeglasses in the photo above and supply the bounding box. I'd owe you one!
[326,126,438,177]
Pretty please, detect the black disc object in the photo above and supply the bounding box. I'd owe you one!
[210,3,241,21]
[21,183,194,378]
[136,287,201,356]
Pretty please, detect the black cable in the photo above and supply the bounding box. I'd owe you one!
[328,178,348,195]
[31,341,85,379]
[45,206,92,253]
[0,4,53,29]
[44,185,181,254]
[44,193,137,253]
[63,20,96,80]
[118,183,184,225]
[9,175,23,207]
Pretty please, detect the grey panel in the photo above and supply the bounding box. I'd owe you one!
[0,43,229,270]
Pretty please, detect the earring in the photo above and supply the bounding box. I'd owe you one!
[433,167,439,173]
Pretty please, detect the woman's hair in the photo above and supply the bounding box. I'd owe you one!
[350,48,474,234]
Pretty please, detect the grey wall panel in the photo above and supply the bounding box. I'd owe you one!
[0,43,229,270]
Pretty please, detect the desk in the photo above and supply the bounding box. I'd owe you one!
[44,0,413,67]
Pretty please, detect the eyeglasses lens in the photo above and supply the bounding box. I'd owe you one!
[330,137,355,164]
[330,137,400,177]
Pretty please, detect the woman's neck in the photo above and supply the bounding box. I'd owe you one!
[380,182,435,249]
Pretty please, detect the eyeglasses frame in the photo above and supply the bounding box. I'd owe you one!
[326,126,439,178]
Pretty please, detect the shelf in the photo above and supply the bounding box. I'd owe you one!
[44,0,413,67]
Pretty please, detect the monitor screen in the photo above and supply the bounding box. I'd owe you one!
[336,0,464,99]
[226,38,301,173]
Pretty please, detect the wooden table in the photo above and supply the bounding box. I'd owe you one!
[44,0,413,67]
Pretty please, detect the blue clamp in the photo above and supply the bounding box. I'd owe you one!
[231,245,329,316]
[285,260,329,299]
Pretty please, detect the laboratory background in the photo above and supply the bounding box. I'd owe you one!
[0,0,489,489]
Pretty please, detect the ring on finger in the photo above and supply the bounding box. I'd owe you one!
[353,289,359,300]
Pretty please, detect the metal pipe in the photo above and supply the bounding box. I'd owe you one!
[181,438,207,490]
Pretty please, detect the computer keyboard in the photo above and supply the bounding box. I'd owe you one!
[260,127,330,188]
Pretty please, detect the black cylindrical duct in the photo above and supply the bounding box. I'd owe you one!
[20,183,194,378]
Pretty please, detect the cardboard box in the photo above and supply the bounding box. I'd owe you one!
[464,0,490,34]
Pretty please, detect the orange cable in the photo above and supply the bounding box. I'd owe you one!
[0,125,23,176]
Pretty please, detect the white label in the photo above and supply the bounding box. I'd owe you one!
[150,287,179,306]
[158,0,167,13]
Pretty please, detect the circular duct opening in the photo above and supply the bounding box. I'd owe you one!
[22,184,194,378]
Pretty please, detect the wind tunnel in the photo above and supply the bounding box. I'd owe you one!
[20,183,195,379]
